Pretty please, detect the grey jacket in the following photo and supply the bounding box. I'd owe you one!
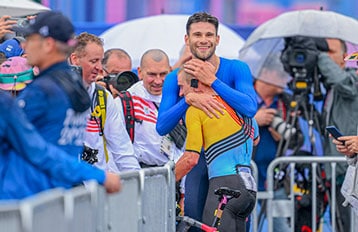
[318,53,358,178]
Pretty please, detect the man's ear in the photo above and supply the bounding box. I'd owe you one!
[184,34,189,46]
[215,35,220,47]
[69,53,78,65]
[137,67,143,80]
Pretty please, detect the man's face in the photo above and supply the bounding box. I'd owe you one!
[185,22,219,61]
[326,38,346,69]
[178,72,191,97]
[103,54,132,75]
[73,42,104,85]
[138,58,170,96]
[23,34,46,69]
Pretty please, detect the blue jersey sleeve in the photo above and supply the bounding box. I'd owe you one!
[156,69,189,135]
[211,59,257,117]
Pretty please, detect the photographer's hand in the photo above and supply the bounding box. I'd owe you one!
[0,15,16,39]
[254,108,277,126]
[268,127,282,142]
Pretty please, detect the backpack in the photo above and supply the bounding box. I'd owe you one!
[118,90,139,143]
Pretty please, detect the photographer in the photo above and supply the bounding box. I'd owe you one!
[253,52,293,231]
[98,48,137,98]
[317,38,358,231]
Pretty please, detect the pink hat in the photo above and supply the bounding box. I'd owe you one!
[0,56,33,91]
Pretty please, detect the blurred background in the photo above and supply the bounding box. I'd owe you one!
[36,0,358,39]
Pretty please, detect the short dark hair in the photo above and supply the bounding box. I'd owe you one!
[186,12,219,35]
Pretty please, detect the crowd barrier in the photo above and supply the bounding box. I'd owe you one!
[263,156,357,232]
[0,162,176,232]
[1,157,357,232]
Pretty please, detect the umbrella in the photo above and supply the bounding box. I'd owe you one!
[0,0,50,17]
[239,9,358,85]
[100,14,245,68]
[242,9,358,51]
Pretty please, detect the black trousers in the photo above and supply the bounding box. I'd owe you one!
[202,174,256,232]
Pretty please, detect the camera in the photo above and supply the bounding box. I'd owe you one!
[271,114,297,140]
[81,145,98,164]
[103,71,139,92]
[280,36,319,94]
[8,17,30,28]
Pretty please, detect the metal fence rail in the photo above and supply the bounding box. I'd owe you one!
[0,162,175,232]
[264,156,356,232]
[1,158,357,231]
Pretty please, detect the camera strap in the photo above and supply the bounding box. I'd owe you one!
[93,84,109,163]
[118,90,138,142]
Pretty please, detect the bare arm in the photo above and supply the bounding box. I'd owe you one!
[175,151,200,182]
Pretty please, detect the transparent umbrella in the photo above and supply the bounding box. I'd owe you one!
[0,0,50,17]
[239,9,358,86]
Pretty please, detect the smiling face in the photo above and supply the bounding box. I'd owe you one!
[137,49,171,96]
[185,22,220,61]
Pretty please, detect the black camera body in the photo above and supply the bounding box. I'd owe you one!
[103,71,139,92]
[81,145,99,164]
[280,36,319,94]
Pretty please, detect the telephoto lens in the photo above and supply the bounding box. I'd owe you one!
[270,115,296,140]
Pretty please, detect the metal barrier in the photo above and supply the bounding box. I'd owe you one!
[0,162,175,232]
[262,156,356,232]
[1,158,357,232]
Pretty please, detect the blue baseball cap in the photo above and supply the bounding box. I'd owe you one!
[14,11,75,44]
[0,38,24,58]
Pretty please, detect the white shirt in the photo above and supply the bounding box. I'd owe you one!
[84,82,140,173]
[118,81,183,166]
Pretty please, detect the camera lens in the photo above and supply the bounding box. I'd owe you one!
[271,115,296,140]
[294,52,306,64]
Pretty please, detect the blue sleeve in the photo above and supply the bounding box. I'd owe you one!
[2,93,106,185]
[156,70,189,135]
[212,60,257,117]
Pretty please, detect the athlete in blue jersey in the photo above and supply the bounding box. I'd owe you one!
[156,12,257,229]
[0,90,121,199]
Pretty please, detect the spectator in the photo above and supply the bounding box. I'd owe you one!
[252,52,296,231]
[99,48,137,97]
[0,37,25,59]
[0,56,33,96]
[0,90,121,199]
[175,70,259,231]
[69,32,140,173]
[123,48,184,168]
[15,11,90,160]
[102,48,132,75]
[318,38,358,232]
[156,12,257,229]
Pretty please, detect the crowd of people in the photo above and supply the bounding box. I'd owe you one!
[0,9,357,232]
